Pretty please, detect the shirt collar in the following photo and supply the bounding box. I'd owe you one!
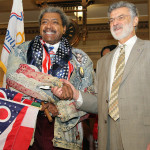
[118,35,137,48]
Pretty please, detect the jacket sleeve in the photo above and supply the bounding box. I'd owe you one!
[6,42,62,102]
[71,48,97,113]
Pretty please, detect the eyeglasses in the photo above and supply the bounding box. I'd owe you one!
[108,15,130,24]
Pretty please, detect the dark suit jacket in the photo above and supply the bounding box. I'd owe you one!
[80,38,150,150]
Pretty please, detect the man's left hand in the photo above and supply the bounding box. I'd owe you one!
[41,102,58,117]
[51,82,73,100]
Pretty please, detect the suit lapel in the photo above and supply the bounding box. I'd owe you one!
[105,49,117,95]
[121,38,144,84]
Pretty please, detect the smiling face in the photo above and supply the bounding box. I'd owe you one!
[109,7,138,44]
[40,12,66,44]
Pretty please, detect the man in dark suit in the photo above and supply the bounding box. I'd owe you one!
[100,45,117,57]
[52,1,150,150]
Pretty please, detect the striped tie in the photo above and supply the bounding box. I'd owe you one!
[109,45,125,121]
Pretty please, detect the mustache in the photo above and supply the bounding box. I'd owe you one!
[112,24,123,31]
[43,29,56,34]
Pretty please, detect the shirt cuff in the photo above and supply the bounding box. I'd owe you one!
[75,91,83,109]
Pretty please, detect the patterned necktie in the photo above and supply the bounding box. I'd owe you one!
[48,46,54,53]
[48,46,55,63]
[109,45,125,121]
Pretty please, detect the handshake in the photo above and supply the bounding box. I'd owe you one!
[40,79,80,122]
[51,79,79,101]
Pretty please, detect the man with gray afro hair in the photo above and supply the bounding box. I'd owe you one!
[6,5,95,150]
[39,6,70,28]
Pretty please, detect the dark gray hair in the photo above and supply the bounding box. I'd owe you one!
[39,6,70,27]
[108,1,139,19]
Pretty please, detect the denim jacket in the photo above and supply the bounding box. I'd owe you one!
[6,41,95,150]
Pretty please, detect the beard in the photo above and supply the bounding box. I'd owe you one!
[110,21,134,41]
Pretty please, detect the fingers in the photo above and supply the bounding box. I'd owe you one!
[41,102,49,111]
[47,103,59,116]
[61,83,73,100]
[61,79,79,100]
[51,79,79,100]
[60,79,72,87]
[60,79,75,99]
[51,83,73,100]
[41,102,59,117]
[41,102,53,122]
[51,86,62,98]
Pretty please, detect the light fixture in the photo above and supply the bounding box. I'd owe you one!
[74,6,83,21]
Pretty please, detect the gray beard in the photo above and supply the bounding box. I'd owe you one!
[111,22,133,41]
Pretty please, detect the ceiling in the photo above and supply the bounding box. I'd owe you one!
[0,0,148,26]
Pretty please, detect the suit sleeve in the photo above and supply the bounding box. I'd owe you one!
[79,91,98,114]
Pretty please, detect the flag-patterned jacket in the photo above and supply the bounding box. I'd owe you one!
[6,40,95,150]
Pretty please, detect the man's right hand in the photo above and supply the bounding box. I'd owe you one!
[51,79,79,100]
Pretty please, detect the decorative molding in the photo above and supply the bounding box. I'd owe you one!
[0,21,149,45]
[0,21,148,35]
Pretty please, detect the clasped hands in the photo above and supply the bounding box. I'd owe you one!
[51,79,79,101]
[41,79,79,117]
